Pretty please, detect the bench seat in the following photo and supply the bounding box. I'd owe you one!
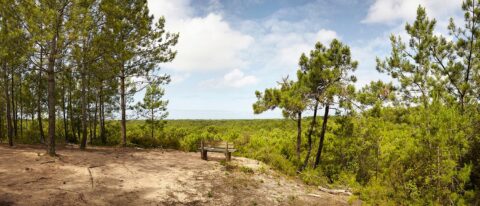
[200,147,237,153]
[199,140,235,161]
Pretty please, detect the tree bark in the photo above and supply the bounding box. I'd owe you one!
[120,69,127,147]
[151,107,154,139]
[314,104,330,168]
[99,86,106,144]
[296,112,302,160]
[88,97,93,144]
[37,66,45,144]
[3,63,13,146]
[93,94,98,142]
[47,59,56,156]
[46,35,58,156]
[62,82,68,143]
[11,67,17,139]
[68,74,76,142]
[19,75,23,138]
[300,101,319,171]
[80,69,88,150]
[0,107,3,142]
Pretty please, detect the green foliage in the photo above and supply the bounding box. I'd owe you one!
[134,82,169,139]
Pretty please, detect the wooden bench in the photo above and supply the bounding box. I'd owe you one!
[199,140,236,161]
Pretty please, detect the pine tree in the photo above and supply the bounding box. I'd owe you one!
[135,81,169,139]
[100,0,178,147]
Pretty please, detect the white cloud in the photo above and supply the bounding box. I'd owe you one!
[201,69,258,88]
[169,72,190,84]
[172,14,254,72]
[363,0,462,25]
[223,69,258,87]
[147,0,254,72]
[315,29,339,45]
[148,0,193,23]
[259,28,340,75]
[350,37,391,87]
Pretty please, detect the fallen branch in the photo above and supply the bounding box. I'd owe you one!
[306,193,324,198]
[87,168,94,188]
[24,177,50,184]
[318,186,352,196]
[41,160,55,164]
[89,164,104,169]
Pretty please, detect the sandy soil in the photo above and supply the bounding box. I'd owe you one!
[0,144,351,206]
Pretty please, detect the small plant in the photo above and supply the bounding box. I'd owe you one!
[240,166,254,174]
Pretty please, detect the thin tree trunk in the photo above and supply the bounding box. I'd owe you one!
[89,97,93,144]
[314,104,330,168]
[93,94,98,142]
[62,82,68,143]
[31,114,34,131]
[19,74,23,138]
[68,75,76,142]
[296,112,302,160]
[38,49,45,144]
[300,101,319,171]
[99,87,106,144]
[11,67,17,139]
[20,91,23,138]
[77,118,81,141]
[120,69,127,147]
[80,69,88,150]
[151,107,154,139]
[0,106,3,141]
[3,63,13,146]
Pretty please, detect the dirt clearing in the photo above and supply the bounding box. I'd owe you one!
[0,144,350,206]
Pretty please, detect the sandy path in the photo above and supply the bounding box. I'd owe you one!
[0,144,349,206]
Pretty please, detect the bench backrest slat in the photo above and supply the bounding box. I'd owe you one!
[201,140,235,149]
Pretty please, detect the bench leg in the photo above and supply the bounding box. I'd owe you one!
[201,150,208,160]
[226,152,231,161]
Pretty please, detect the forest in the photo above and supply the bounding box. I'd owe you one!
[0,0,479,205]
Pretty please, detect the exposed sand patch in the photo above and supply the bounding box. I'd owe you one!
[0,144,350,206]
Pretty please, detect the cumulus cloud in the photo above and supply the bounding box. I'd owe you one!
[259,28,340,75]
[147,0,254,72]
[363,0,462,25]
[315,29,339,45]
[201,69,258,88]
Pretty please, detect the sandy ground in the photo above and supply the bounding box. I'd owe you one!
[0,144,351,206]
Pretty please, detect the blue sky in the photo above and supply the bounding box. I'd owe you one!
[144,0,463,119]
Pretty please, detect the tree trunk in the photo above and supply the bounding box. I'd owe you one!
[0,107,3,142]
[20,83,23,138]
[300,101,319,171]
[314,104,330,168]
[296,112,302,160]
[38,49,45,144]
[89,98,93,144]
[68,76,76,142]
[3,63,13,147]
[11,67,17,139]
[93,94,98,142]
[151,107,154,139]
[80,70,88,150]
[120,69,127,147]
[62,82,68,143]
[46,40,58,156]
[19,74,23,138]
[99,87,106,145]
